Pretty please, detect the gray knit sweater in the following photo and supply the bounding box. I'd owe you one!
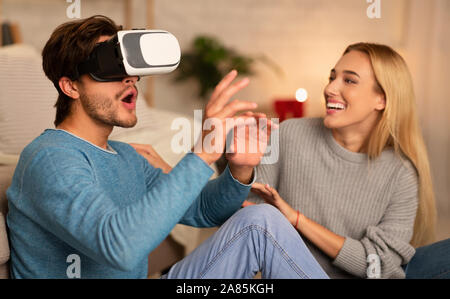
[247,117,418,279]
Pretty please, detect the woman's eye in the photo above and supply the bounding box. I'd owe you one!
[328,77,335,82]
[344,78,357,84]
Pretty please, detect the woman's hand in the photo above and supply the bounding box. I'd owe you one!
[129,143,172,174]
[251,183,345,259]
[250,183,299,227]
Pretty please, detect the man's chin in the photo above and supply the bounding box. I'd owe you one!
[114,116,138,128]
[117,120,137,128]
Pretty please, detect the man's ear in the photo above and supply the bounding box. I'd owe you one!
[58,77,80,99]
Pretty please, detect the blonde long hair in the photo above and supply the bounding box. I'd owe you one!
[344,43,436,247]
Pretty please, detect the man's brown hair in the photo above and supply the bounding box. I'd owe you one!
[42,15,122,126]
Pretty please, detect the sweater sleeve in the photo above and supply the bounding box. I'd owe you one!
[332,160,419,278]
[139,149,256,227]
[179,164,255,227]
[22,148,213,272]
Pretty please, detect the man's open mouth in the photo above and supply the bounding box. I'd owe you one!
[119,88,138,110]
[121,93,134,103]
[120,88,137,104]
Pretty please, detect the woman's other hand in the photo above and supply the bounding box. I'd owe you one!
[129,143,172,174]
[250,183,299,227]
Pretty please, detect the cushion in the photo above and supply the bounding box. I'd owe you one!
[0,212,9,279]
[110,95,203,168]
[0,165,15,279]
[0,44,57,155]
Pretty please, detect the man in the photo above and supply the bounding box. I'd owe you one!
[7,15,327,279]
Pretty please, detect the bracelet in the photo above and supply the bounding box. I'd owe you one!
[295,210,300,229]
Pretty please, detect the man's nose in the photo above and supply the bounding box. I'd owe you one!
[122,76,139,85]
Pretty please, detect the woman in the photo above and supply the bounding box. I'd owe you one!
[247,42,449,279]
[136,43,449,279]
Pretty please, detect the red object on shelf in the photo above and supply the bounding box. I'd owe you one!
[273,99,304,122]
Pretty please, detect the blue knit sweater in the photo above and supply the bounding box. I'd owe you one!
[7,129,252,278]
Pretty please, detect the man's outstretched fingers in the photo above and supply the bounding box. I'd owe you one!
[218,99,257,119]
[209,78,250,116]
[220,78,249,105]
[209,70,238,103]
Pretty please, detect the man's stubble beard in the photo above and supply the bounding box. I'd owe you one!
[79,92,137,128]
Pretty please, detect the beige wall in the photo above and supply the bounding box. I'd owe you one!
[2,0,449,218]
[2,0,411,115]
[403,0,450,218]
[151,0,410,117]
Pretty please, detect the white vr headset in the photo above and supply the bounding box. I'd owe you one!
[74,29,181,82]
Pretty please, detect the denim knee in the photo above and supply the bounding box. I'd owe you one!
[231,204,289,228]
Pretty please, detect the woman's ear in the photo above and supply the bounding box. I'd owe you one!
[375,94,386,111]
[58,77,80,99]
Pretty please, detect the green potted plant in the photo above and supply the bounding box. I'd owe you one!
[174,35,281,100]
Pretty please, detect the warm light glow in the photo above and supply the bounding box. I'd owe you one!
[295,88,308,102]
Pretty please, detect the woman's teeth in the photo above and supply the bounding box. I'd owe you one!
[326,102,346,110]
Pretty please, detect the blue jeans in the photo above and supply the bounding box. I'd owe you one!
[163,204,329,279]
[405,238,450,279]
[162,204,450,279]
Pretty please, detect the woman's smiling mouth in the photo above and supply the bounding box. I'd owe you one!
[326,99,347,114]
